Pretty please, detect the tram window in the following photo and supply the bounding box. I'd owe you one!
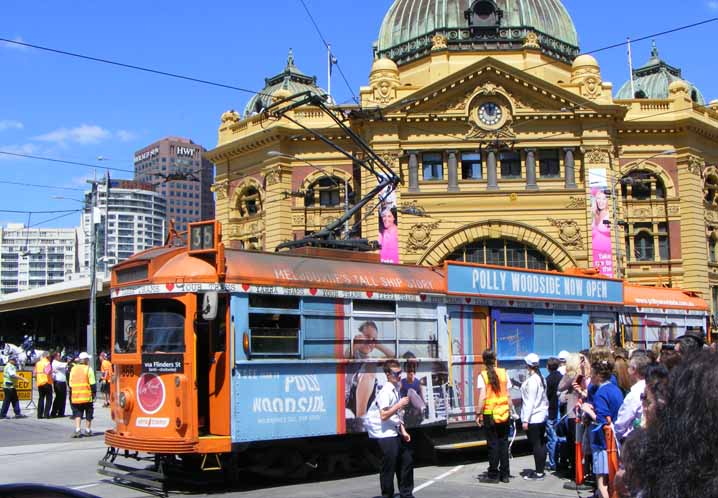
[249,313,300,356]
[398,319,438,358]
[353,300,396,314]
[141,300,186,353]
[248,295,300,310]
[114,300,137,354]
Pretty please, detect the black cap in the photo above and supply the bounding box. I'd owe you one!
[675,329,705,347]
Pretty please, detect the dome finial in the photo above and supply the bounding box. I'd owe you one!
[650,40,659,59]
[287,48,295,69]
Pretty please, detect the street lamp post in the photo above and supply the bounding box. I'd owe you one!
[267,151,350,237]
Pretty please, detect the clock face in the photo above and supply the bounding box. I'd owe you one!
[478,102,503,127]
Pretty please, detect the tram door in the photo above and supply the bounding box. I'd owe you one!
[448,306,489,423]
[196,294,230,436]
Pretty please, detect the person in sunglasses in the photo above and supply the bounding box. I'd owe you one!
[366,359,413,498]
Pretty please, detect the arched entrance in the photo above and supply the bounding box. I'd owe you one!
[418,220,576,270]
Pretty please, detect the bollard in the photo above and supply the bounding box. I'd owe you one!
[574,415,584,485]
[604,416,619,498]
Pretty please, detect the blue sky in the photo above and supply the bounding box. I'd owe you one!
[1,0,716,228]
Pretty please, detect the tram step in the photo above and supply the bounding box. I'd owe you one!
[97,459,166,490]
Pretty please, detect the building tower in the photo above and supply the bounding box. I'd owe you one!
[133,137,215,234]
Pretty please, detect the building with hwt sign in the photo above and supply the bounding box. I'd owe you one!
[206,1,718,317]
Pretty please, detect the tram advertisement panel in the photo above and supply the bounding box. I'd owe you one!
[232,361,449,443]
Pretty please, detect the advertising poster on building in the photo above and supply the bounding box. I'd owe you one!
[378,177,399,264]
[589,169,614,277]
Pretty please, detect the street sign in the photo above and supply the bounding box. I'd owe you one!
[0,371,33,401]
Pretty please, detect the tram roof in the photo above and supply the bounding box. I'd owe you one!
[624,284,709,311]
[122,247,446,295]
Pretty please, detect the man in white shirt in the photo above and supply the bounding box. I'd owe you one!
[614,351,651,441]
[367,359,413,498]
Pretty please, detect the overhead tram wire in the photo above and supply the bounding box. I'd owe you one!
[1,210,83,235]
[0,209,80,214]
[0,180,84,191]
[0,150,134,174]
[297,0,359,104]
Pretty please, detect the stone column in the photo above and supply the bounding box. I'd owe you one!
[678,155,709,296]
[486,149,498,190]
[408,151,419,192]
[447,150,459,192]
[525,149,538,190]
[564,147,577,189]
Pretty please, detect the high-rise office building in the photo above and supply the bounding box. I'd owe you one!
[80,180,166,271]
[133,137,214,233]
[0,225,80,295]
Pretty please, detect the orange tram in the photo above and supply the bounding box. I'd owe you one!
[100,220,710,486]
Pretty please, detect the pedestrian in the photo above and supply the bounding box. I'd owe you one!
[34,351,53,419]
[69,352,96,438]
[557,352,585,475]
[557,350,569,376]
[50,351,68,418]
[1,355,27,419]
[366,359,414,498]
[614,350,651,441]
[520,353,549,481]
[579,358,624,498]
[99,352,112,408]
[476,349,512,484]
[545,357,563,472]
[674,328,705,356]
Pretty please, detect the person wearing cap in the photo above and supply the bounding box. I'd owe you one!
[520,353,549,481]
[557,351,569,376]
[1,355,27,419]
[675,328,705,356]
[69,352,96,438]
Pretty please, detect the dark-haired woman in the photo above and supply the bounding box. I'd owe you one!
[476,349,512,483]
[520,353,549,481]
[581,359,623,498]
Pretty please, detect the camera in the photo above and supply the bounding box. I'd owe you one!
[661,343,676,351]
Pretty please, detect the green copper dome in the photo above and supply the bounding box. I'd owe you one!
[376,0,579,65]
[244,50,328,117]
[616,42,705,105]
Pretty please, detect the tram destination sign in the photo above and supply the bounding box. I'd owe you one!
[142,354,184,374]
[446,263,623,305]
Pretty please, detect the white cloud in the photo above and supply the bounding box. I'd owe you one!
[0,120,24,131]
[34,124,112,145]
[116,130,138,142]
[0,143,37,160]
[709,1,718,9]
[0,36,29,51]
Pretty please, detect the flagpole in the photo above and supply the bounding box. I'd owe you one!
[327,43,332,102]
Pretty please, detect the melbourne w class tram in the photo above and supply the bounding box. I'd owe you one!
[100,220,709,484]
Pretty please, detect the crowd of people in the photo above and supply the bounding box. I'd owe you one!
[1,350,113,438]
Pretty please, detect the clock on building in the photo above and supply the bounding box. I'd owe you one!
[478,102,503,126]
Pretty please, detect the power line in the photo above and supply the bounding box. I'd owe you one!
[0,150,134,173]
[28,211,81,227]
[0,179,84,191]
[297,0,359,104]
[0,209,80,214]
[0,37,273,99]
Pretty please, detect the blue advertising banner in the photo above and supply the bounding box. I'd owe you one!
[232,364,340,442]
[447,263,623,304]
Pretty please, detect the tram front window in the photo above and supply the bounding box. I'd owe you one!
[142,300,186,353]
[114,300,137,354]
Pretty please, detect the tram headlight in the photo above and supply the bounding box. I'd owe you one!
[119,391,127,408]
[118,389,134,412]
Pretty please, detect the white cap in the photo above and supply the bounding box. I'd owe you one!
[524,353,540,367]
[558,350,569,362]
[78,352,90,360]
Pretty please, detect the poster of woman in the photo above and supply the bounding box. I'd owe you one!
[589,169,614,277]
[378,178,399,264]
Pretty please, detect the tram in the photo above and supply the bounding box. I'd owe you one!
[100,220,709,484]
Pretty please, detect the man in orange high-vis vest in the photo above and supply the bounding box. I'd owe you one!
[35,351,53,419]
[99,352,112,408]
[69,352,96,438]
[476,349,513,484]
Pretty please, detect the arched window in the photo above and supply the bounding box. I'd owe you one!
[236,186,262,217]
[444,239,558,271]
[634,90,647,99]
[621,170,666,200]
[467,0,503,26]
[305,176,352,208]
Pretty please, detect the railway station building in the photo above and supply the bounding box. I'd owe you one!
[207,0,718,320]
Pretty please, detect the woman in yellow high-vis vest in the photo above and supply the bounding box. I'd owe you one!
[476,349,512,484]
[35,351,53,419]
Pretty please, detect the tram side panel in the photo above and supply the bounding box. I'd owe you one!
[229,293,451,444]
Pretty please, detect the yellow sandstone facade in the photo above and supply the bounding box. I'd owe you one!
[207,1,718,319]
